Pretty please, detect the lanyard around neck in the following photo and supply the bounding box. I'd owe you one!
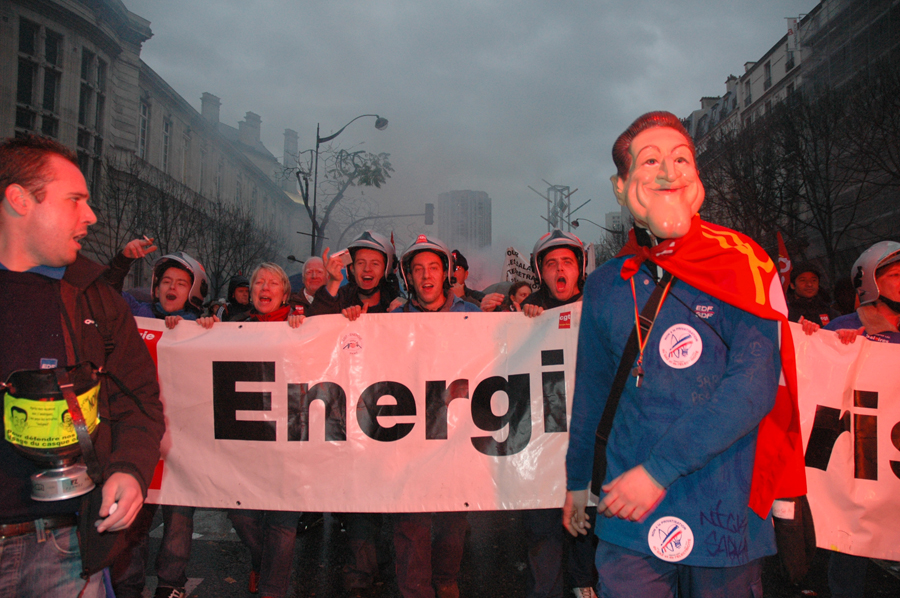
[629,274,673,387]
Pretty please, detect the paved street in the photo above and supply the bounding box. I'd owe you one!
[135,509,900,598]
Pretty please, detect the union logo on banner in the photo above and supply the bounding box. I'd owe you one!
[559,312,572,329]
[138,328,163,367]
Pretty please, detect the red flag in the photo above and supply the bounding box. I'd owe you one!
[777,232,792,294]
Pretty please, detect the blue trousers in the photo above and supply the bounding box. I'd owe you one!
[595,540,763,598]
[0,524,106,597]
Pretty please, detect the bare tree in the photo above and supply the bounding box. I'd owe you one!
[774,85,883,281]
[292,146,394,255]
[699,112,797,248]
[138,168,205,256]
[845,59,900,187]
[193,197,283,299]
[696,70,900,282]
[83,154,150,264]
[592,226,628,265]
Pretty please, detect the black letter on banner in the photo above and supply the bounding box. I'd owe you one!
[358,381,415,442]
[853,389,878,480]
[287,382,347,441]
[425,379,469,440]
[541,350,567,433]
[805,406,850,470]
[890,422,900,480]
[470,375,531,456]
[213,361,275,441]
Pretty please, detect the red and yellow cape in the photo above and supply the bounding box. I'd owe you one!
[617,215,807,518]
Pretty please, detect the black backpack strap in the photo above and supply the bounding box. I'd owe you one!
[591,270,674,495]
[82,282,153,419]
[84,283,116,359]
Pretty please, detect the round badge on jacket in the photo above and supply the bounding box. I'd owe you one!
[658,324,703,369]
[647,516,694,562]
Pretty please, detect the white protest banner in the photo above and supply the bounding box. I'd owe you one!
[793,322,900,561]
[502,247,539,290]
[140,306,580,513]
[139,314,900,560]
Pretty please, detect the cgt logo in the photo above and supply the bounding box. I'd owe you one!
[559,312,571,329]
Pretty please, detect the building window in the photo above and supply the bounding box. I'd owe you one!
[15,18,63,138]
[786,48,795,72]
[764,62,772,90]
[162,119,172,174]
[138,101,150,159]
[199,148,207,193]
[78,48,107,195]
[215,158,224,199]
[182,133,191,185]
[744,82,752,107]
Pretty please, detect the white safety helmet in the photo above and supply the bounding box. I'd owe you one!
[852,241,900,306]
[399,234,452,293]
[151,252,209,311]
[347,230,396,274]
[530,229,587,287]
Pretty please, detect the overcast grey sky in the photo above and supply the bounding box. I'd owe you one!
[126,0,818,278]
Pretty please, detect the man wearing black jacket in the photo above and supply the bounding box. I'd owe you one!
[308,230,401,319]
[480,229,596,598]
[305,230,398,596]
[0,135,163,597]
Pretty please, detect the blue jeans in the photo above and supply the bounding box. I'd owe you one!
[228,509,300,598]
[595,540,763,598]
[394,512,468,598]
[0,524,106,597]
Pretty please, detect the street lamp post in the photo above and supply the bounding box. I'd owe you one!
[309,114,388,254]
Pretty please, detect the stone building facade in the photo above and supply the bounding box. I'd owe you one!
[0,0,304,291]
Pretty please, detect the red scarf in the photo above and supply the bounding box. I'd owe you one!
[617,215,806,518]
[250,305,292,322]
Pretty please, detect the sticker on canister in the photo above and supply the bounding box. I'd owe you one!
[648,516,694,562]
[658,324,703,369]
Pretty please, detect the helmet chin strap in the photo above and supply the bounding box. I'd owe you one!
[357,284,379,297]
[879,295,900,314]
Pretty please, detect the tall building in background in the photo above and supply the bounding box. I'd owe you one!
[605,211,623,235]
[437,190,492,251]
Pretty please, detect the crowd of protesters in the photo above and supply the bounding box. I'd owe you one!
[4,116,897,598]
[99,225,611,598]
